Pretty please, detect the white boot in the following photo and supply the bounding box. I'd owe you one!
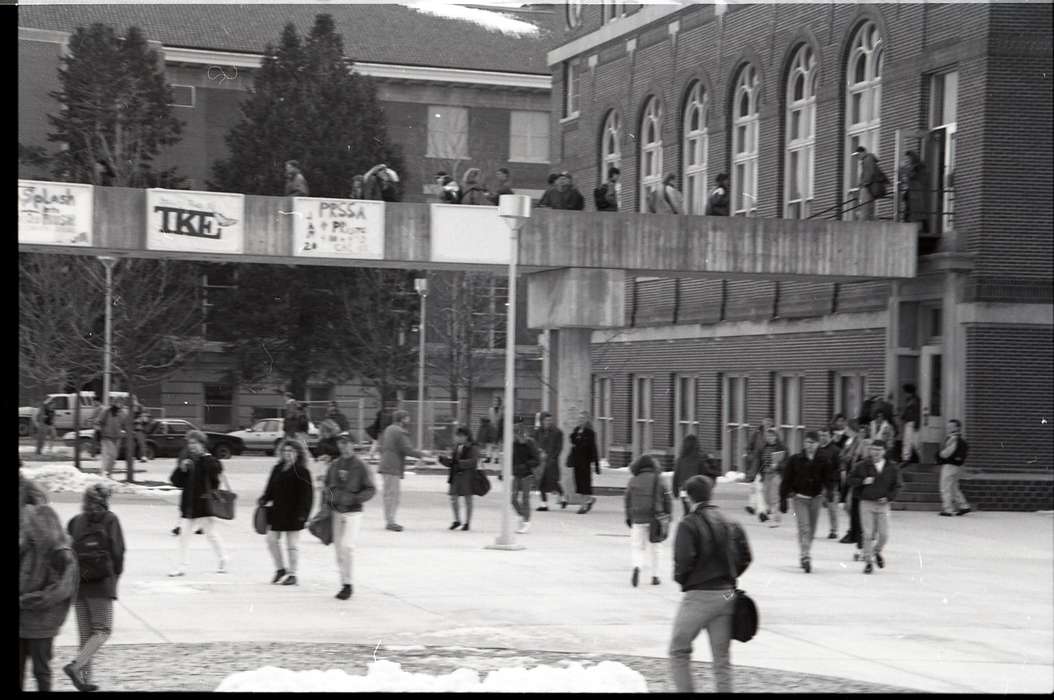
[516,520,530,534]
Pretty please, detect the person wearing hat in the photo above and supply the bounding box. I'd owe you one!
[848,439,903,574]
[322,436,375,600]
[63,483,125,692]
[669,475,752,693]
[779,431,838,573]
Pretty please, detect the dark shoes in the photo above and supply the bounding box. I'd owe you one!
[272,568,287,584]
[956,507,972,516]
[939,512,954,517]
[461,523,470,531]
[863,563,874,574]
[63,663,96,692]
[386,523,405,532]
[196,529,204,535]
[577,497,597,515]
[745,506,756,516]
[876,553,885,569]
[651,577,660,586]
[172,526,180,536]
[839,533,855,544]
[827,531,837,539]
[758,512,769,523]
[536,505,549,511]
[631,567,640,588]
[801,559,812,574]
[282,574,298,586]
[560,501,568,510]
[336,585,352,600]
[449,521,461,530]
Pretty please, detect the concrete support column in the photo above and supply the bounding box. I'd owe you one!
[942,270,966,425]
[885,281,902,398]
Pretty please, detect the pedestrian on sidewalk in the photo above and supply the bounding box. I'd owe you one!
[322,436,375,600]
[326,401,350,434]
[20,481,78,693]
[673,434,721,516]
[755,428,786,526]
[442,426,479,531]
[625,454,672,587]
[869,408,897,460]
[780,431,838,573]
[63,483,124,692]
[849,440,903,574]
[744,418,775,516]
[94,397,129,479]
[938,419,972,517]
[131,396,150,463]
[260,440,314,586]
[378,410,423,532]
[838,421,869,548]
[533,411,565,511]
[899,384,921,463]
[34,397,57,455]
[511,419,541,534]
[171,442,205,537]
[568,411,600,514]
[669,475,752,693]
[318,415,342,459]
[817,429,842,539]
[168,431,227,577]
[486,395,504,465]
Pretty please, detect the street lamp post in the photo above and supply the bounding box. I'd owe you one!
[414,277,428,451]
[98,256,118,405]
[487,194,531,551]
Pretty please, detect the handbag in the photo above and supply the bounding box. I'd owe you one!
[648,472,671,543]
[252,505,269,535]
[471,469,491,497]
[203,469,237,520]
[701,513,758,642]
[307,505,333,546]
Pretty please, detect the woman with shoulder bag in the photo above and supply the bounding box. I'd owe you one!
[259,440,314,586]
[624,455,673,587]
[168,430,227,577]
[443,426,479,531]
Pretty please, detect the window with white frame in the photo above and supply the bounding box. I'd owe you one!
[639,97,663,213]
[843,21,883,218]
[673,374,700,454]
[201,266,237,342]
[509,111,549,163]
[731,65,759,217]
[427,106,468,159]
[603,0,626,23]
[631,375,654,456]
[600,109,622,207]
[785,45,816,219]
[471,277,508,349]
[721,374,750,473]
[169,85,195,108]
[682,81,709,215]
[563,60,580,119]
[592,376,613,460]
[565,0,582,29]
[774,373,805,454]
[929,70,958,234]
[833,372,868,422]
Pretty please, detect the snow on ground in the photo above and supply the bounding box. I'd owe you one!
[19,464,175,496]
[407,2,541,37]
[215,660,647,693]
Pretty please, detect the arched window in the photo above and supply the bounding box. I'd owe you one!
[600,109,622,207]
[785,45,817,219]
[844,21,883,217]
[565,0,582,30]
[682,82,709,215]
[639,97,663,213]
[731,65,759,217]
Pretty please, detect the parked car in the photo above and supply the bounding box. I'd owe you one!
[19,391,127,436]
[63,418,245,460]
[226,418,320,456]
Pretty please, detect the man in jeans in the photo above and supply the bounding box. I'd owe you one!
[322,436,376,600]
[669,475,752,693]
[779,432,837,573]
[938,419,972,517]
[817,429,842,539]
[510,419,540,534]
[849,439,903,574]
[378,410,423,532]
[93,397,129,479]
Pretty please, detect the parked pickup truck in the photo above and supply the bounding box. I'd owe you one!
[19,391,129,436]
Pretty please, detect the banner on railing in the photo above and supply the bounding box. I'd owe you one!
[146,189,245,254]
[18,180,94,246]
[430,204,509,264]
[291,197,385,259]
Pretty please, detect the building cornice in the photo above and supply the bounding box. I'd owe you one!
[547,3,685,66]
[591,311,888,345]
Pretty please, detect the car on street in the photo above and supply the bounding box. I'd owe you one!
[225,418,320,456]
[63,418,245,460]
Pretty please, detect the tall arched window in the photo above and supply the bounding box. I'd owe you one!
[731,65,759,217]
[844,21,883,216]
[785,45,817,219]
[600,109,622,207]
[682,82,709,215]
[639,97,663,213]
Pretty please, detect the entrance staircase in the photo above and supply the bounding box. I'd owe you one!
[893,463,943,511]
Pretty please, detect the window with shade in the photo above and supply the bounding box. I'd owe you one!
[785,45,817,219]
[639,97,663,213]
[682,82,709,215]
[509,111,549,164]
[843,21,883,218]
[427,106,469,160]
[563,60,580,119]
[599,109,622,206]
[731,65,759,217]
[774,373,805,454]
[631,375,654,456]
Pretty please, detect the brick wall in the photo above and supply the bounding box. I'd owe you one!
[962,478,1054,513]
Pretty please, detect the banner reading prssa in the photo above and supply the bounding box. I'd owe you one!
[146,189,245,254]
[18,180,94,247]
[292,197,385,260]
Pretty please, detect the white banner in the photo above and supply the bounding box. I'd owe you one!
[292,197,385,259]
[430,204,509,264]
[146,189,244,254]
[18,180,94,247]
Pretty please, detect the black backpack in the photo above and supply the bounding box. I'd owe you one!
[73,522,113,583]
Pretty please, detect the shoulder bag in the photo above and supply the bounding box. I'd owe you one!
[648,472,672,543]
[472,468,492,497]
[701,512,758,642]
[252,505,270,535]
[203,466,237,520]
[307,504,333,545]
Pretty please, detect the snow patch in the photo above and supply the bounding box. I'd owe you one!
[407,2,541,37]
[215,660,647,693]
[19,464,169,496]
[719,471,747,484]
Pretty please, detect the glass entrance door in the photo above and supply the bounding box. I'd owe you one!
[919,345,944,453]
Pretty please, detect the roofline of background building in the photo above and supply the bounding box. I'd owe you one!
[546,2,693,66]
[18,26,552,90]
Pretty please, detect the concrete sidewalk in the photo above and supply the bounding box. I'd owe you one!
[43,467,1053,694]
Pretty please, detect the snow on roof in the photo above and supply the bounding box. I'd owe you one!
[407,2,541,37]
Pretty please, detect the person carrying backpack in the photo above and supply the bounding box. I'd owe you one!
[853,146,888,221]
[64,483,125,692]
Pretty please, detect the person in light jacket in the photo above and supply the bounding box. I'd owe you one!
[650,173,684,214]
[459,167,491,206]
[442,426,479,531]
[260,439,314,586]
[168,430,227,577]
[63,483,125,692]
[322,436,375,600]
[378,410,423,532]
[937,419,971,517]
[624,455,672,587]
[94,397,130,479]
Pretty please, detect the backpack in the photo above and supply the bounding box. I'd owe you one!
[73,522,113,583]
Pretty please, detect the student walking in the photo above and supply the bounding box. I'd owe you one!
[849,440,903,574]
[510,420,541,534]
[486,395,504,464]
[168,430,227,577]
[669,475,752,693]
[533,411,565,510]
[754,429,786,526]
[378,410,423,532]
[34,397,58,455]
[744,418,775,515]
[442,426,479,531]
[94,397,129,479]
[322,436,375,600]
[899,384,921,463]
[839,421,869,546]
[625,455,672,587]
[260,440,314,586]
[568,411,601,514]
[817,428,842,539]
[673,434,721,516]
[63,483,125,692]
[780,431,838,573]
[937,419,972,517]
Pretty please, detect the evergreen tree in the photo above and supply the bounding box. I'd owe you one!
[47,24,183,187]
[211,14,402,196]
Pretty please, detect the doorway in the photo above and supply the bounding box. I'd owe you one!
[918,345,944,461]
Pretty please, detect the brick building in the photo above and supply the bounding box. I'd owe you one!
[544,2,1052,508]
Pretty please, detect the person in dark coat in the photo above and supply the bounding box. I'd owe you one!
[168,430,227,577]
[323,436,376,600]
[284,160,309,197]
[486,167,514,205]
[510,420,541,534]
[624,455,672,587]
[848,439,903,574]
[63,483,124,692]
[898,150,928,231]
[441,426,479,531]
[540,172,585,210]
[459,168,491,206]
[260,440,314,586]
[20,484,78,693]
[536,172,559,208]
[673,434,722,515]
[705,173,730,216]
[533,412,565,511]
[326,401,350,433]
[568,411,600,514]
[363,163,401,202]
[779,431,838,573]
[594,167,620,211]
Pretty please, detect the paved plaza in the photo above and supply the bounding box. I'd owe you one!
[34,456,1053,693]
